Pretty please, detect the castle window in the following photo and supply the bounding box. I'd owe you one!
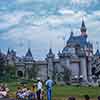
[17,71,23,77]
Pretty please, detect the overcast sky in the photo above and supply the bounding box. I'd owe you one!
[0,0,100,59]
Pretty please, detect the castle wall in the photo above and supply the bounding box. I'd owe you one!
[25,63,33,79]
[54,62,64,73]
[80,57,88,81]
[47,58,54,78]
[16,64,25,78]
[70,62,79,78]
[36,64,47,80]
[54,62,64,82]
[87,57,92,81]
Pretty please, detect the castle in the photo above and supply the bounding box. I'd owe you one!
[0,20,100,85]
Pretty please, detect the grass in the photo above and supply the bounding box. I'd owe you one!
[53,85,100,98]
[1,80,100,100]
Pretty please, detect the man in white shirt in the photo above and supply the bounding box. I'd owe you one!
[46,77,54,100]
[37,78,42,100]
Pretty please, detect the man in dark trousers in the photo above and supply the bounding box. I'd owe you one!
[37,78,42,100]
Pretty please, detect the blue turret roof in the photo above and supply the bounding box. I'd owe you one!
[7,48,10,55]
[47,48,55,58]
[87,42,93,48]
[48,48,53,55]
[81,19,87,33]
[70,31,74,37]
[25,48,33,57]
[81,20,86,28]
[95,49,100,56]
[24,48,33,62]
[67,35,87,48]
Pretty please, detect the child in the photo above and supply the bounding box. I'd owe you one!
[16,87,22,100]
[32,84,37,99]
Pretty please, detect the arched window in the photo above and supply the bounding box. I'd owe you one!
[17,71,23,77]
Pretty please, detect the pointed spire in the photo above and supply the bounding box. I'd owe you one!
[47,48,55,58]
[80,19,87,36]
[11,49,14,53]
[95,49,100,56]
[49,48,53,55]
[70,30,74,37]
[7,48,10,55]
[24,48,33,62]
[58,50,61,57]
[25,48,33,57]
[81,20,86,27]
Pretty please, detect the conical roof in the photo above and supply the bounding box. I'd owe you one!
[25,48,33,57]
[47,48,55,58]
[80,19,87,33]
[95,49,100,56]
[7,48,10,55]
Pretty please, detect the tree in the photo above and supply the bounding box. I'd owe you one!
[0,53,6,80]
[6,64,16,80]
[0,52,16,81]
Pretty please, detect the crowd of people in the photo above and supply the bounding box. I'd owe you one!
[1,78,100,100]
[16,86,38,100]
[0,84,9,98]
[16,77,54,100]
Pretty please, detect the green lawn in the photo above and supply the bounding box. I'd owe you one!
[53,85,100,98]
[1,81,100,100]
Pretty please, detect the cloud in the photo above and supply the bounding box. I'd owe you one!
[93,10,100,17]
[70,0,97,6]
[17,0,33,3]
[1,9,99,46]
[0,11,33,31]
[58,9,75,15]
[71,0,92,4]
[0,0,100,58]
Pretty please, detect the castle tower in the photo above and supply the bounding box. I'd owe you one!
[7,48,10,56]
[69,30,74,39]
[46,48,55,79]
[78,49,88,84]
[6,49,16,65]
[80,19,87,36]
[24,48,33,62]
[24,48,34,79]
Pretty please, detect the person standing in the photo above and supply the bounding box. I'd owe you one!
[45,77,54,100]
[37,78,43,100]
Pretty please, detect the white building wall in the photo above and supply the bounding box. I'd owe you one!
[80,57,87,81]
[70,63,79,78]
[54,62,63,73]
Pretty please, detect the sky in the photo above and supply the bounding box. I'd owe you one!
[0,0,100,59]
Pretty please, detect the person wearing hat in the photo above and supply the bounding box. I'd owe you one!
[37,78,43,100]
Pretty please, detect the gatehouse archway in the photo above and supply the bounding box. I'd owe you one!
[17,71,23,77]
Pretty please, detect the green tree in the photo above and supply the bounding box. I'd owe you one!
[6,64,16,80]
[0,53,6,80]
